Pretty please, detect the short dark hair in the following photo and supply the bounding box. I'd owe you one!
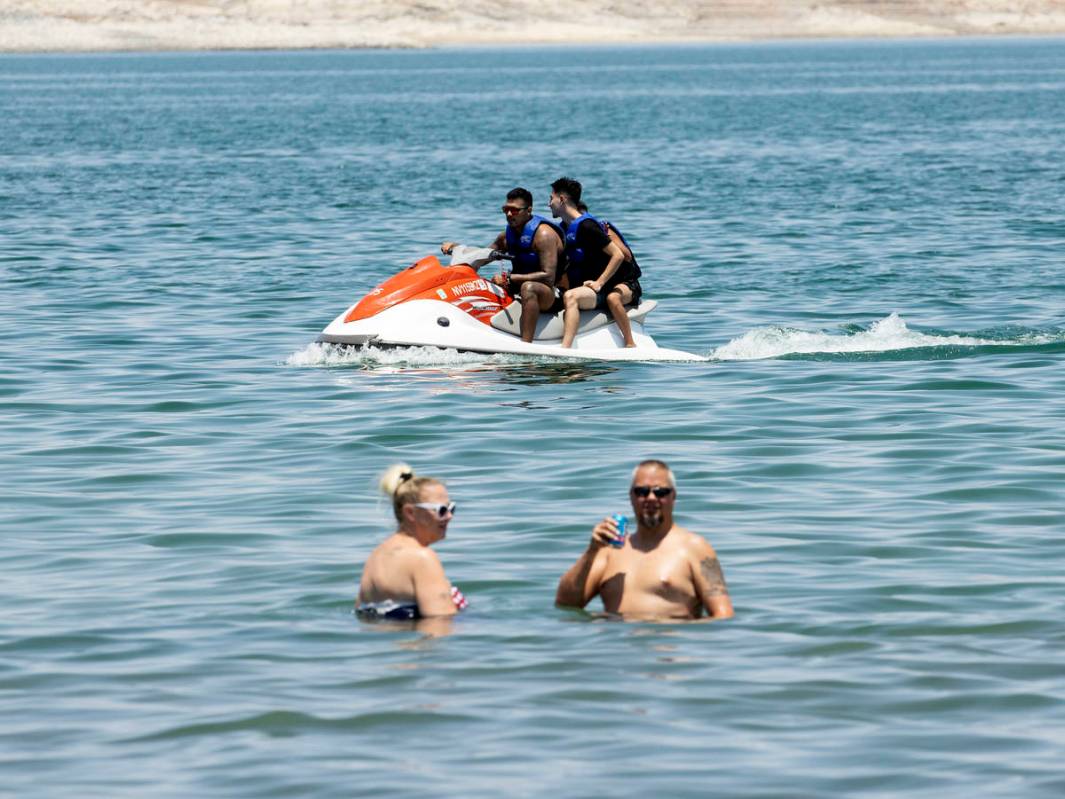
[506,187,533,208]
[551,177,582,204]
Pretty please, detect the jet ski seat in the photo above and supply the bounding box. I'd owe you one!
[488,299,658,342]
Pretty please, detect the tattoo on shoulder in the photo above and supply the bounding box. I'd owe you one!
[699,556,729,597]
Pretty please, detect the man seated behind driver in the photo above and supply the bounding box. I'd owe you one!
[549,177,642,349]
[441,187,565,344]
[555,459,734,621]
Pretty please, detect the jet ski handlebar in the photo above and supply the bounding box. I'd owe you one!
[448,245,513,270]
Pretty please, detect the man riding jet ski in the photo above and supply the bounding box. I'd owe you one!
[441,186,565,344]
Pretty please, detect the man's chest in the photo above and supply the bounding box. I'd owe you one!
[602,552,694,599]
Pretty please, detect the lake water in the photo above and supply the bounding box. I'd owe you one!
[2,38,1065,797]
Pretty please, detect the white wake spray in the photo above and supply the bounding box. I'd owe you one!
[285,342,518,368]
[288,316,1062,367]
[710,313,998,361]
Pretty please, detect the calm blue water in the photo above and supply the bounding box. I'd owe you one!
[3,38,1065,797]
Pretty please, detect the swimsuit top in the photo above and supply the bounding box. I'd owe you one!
[356,599,419,620]
[356,585,467,621]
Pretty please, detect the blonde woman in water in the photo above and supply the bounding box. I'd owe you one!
[356,464,467,620]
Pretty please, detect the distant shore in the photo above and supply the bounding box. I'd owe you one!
[2,1,1065,54]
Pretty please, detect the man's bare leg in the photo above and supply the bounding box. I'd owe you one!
[605,286,636,348]
[519,282,555,343]
[561,287,595,348]
[604,289,634,349]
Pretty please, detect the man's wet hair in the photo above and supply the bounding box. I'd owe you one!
[551,177,582,204]
[631,459,677,489]
[507,187,533,208]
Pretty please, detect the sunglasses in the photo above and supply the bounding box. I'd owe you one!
[413,501,456,518]
[501,205,530,216]
[631,486,674,499]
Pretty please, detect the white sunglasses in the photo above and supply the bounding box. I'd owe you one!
[413,501,456,518]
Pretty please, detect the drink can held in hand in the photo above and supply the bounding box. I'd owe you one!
[610,513,628,548]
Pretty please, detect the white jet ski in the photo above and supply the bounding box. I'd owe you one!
[317,246,704,362]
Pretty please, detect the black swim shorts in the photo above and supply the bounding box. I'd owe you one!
[593,279,642,310]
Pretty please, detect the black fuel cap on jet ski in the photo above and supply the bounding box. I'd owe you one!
[437,317,450,327]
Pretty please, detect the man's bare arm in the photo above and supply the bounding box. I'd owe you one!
[558,519,621,605]
[509,226,559,287]
[586,240,625,290]
[556,522,617,608]
[606,227,633,263]
[441,231,506,256]
[693,550,734,619]
[555,549,600,608]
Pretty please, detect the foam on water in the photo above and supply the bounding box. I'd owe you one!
[709,312,1043,361]
[290,320,1060,370]
[285,341,521,368]
[286,341,707,367]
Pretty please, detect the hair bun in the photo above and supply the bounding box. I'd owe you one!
[379,463,416,497]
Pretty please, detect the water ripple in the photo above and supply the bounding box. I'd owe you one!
[3,40,1065,799]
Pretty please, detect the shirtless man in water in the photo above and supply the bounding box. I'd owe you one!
[555,460,734,620]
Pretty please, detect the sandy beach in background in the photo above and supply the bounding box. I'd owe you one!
[2,1,1064,52]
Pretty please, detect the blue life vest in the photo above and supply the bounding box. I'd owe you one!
[504,215,564,276]
[565,214,642,283]
[564,213,599,273]
[602,220,641,280]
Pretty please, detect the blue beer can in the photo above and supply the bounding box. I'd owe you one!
[610,513,628,548]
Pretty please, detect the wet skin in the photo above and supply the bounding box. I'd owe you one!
[358,483,459,617]
[555,464,734,620]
